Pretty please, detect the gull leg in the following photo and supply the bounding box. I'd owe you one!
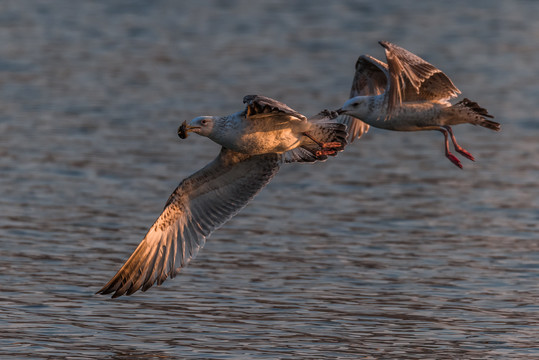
[302,132,342,157]
[439,127,462,169]
[443,126,475,161]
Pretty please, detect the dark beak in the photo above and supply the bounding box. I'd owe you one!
[177,120,201,139]
[336,108,345,115]
[178,120,188,139]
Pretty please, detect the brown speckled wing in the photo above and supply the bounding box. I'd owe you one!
[97,148,281,298]
[380,41,460,113]
[351,55,388,98]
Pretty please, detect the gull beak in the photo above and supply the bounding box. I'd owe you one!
[177,120,199,139]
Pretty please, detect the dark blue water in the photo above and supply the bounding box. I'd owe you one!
[1,1,538,359]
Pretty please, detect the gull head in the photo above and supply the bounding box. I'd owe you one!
[338,97,369,117]
[178,116,215,139]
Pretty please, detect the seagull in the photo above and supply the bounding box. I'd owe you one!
[97,95,347,298]
[337,41,500,168]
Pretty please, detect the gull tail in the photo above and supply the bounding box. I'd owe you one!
[283,110,348,163]
[451,98,500,131]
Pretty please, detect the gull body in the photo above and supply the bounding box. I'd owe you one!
[97,95,346,298]
[341,96,456,131]
[338,41,500,168]
[188,111,310,155]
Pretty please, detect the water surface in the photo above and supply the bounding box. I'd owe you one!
[1,1,538,359]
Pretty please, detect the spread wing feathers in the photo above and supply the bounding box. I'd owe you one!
[97,148,281,298]
[283,111,348,163]
[351,55,388,97]
[243,94,308,122]
[402,71,461,102]
[335,55,389,142]
[379,41,460,114]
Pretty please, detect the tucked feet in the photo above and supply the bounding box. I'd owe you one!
[317,141,344,156]
[322,142,345,149]
[315,149,339,157]
[315,142,344,157]
[303,132,344,152]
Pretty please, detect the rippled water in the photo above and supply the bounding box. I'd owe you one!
[1,1,538,359]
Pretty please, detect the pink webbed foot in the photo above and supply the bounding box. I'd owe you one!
[439,127,463,169]
[317,142,344,157]
[315,149,338,157]
[454,147,475,162]
[444,125,475,162]
[446,153,463,169]
[322,142,343,149]
[303,131,344,158]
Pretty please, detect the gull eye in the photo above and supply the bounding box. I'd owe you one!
[353,103,359,108]
[201,119,208,126]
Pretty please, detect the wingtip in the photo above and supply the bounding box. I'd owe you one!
[355,54,372,70]
[243,94,258,104]
[95,288,116,298]
[95,284,107,296]
[378,40,390,49]
[96,276,128,298]
[95,285,114,297]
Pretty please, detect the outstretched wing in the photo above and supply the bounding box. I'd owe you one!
[336,55,388,142]
[380,41,460,114]
[97,148,281,298]
[243,94,307,122]
[351,55,389,97]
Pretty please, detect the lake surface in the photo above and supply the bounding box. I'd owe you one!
[1,1,538,359]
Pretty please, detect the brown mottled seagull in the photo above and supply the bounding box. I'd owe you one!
[97,95,346,298]
[337,41,500,168]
